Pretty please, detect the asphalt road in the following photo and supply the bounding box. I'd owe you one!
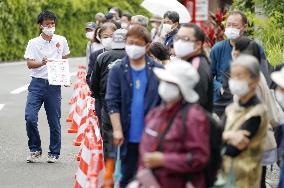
[0,57,85,188]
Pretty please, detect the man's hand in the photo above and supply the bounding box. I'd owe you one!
[220,87,225,96]
[41,57,48,66]
[113,129,124,146]
[143,152,165,168]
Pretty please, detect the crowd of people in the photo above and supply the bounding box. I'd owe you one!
[85,7,284,188]
[24,7,284,188]
[83,7,284,188]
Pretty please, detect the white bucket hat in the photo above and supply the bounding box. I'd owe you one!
[153,59,200,103]
[271,67,284,89]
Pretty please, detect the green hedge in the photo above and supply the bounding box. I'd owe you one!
[0,0,149,62]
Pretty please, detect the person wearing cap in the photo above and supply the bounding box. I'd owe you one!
[87,22,117,124]
[90,29,127,187]
[95,12,106,26]
[106,25,162,187]
[222,55,268,188]
[130,15,149,28]
[135,60,210,188]
[85,22,104,69]
[271,67,284,188]
[173,23,213,113]
[150,15,162,41]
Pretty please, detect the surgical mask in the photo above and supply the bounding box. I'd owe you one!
[125,44,146,60]
[101,37,113,50]
[225,28,240,40]
[160,24,172,38]
[229,79,249,97]
[158,81,180,103]
[275,90,284,109]
[42,26,55,36]
[85,31,94,40]
[121,22,129,29]
[174,40,195,58]
[151,23,158,28]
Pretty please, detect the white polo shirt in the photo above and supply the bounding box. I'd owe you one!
[24,34,70,79]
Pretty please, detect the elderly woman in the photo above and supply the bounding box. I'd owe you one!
[231,38,284,188]
[222,54,268,188]
[130,60,210,188]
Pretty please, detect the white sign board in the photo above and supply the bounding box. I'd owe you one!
[46,59,70,86]
[196,0,208,21]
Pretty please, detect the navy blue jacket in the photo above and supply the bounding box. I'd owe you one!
[106,55,162,156]
[164,29,178,48]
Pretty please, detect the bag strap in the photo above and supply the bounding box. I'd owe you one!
[156,103,191,151]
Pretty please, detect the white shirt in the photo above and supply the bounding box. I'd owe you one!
[24,34,70,79]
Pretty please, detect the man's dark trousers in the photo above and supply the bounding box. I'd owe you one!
[25,77,61,157]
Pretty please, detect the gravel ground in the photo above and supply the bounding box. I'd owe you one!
[266,163,280,188]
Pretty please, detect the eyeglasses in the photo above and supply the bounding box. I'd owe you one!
[173,35,197,42]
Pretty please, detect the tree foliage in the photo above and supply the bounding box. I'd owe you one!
[0,0,148,62]
[232,0,284,66]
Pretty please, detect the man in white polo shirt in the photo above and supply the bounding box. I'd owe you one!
[24,10,70,163]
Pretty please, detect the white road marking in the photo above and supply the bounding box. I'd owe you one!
[0,104,5,111]
[9,72,77,95]
[10,84,29,94]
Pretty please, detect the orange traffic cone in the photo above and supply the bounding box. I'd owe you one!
[68,89,90,133]
[73,97,97,146]
[74,122,104,188]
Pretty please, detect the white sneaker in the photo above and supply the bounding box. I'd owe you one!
[27,151,42,163]
[47,155,58,163]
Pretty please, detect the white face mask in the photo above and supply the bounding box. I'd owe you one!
[275,90,284,109]
[42,26,55,36]
[225,27,240,40]
[86,31,94,40]
[229,79,250,97]
[151,23,158,28]
[121,22,129,29]
[125,44,146,60]
[101,37,113,50]
[158,81,180,103]
[160,24,172,38]
[174,40,195,58]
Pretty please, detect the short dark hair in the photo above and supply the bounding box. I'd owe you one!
[122,13,132,21]
[235,37,261,63]
[163,11,179,23]
[235,37,252,52]
[149,42,170,61]
[37,10,56,24]
[181,23,205,44]
[228,11,248,25]
[126,25,151,44]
